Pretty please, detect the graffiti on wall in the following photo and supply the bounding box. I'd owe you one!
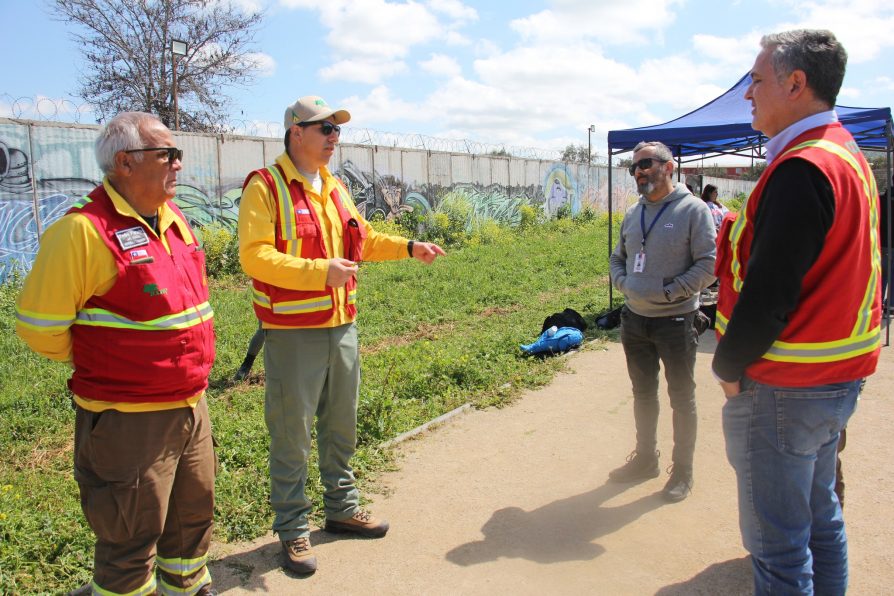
[0,125,240,280]
[4,120,734,282]
[333,158,591,229]
[543,165,579,216]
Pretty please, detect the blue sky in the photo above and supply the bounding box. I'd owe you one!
[2,0,893,158]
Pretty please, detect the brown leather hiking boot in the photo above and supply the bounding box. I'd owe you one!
[324,509,390,538]
[281,536,317,574]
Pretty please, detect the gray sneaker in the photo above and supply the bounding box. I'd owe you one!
[608,450,660,482]
[281,536,317,574]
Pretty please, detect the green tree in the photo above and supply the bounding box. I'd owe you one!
[50,0,264,132]
[740,161,768,181]
[561,144,593,164]
[865,152,891,192]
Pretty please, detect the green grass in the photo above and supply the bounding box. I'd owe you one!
[0,218,618,593]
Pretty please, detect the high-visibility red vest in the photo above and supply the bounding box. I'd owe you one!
[68,186,215,403]
[244,164,366,327]
[716,123,881,386]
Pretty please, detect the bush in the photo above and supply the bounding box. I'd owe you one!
[198,224,240,278]
[518,205,541,230]
[555,203,573,220]
[576,205,598,222]
[468,220,513,246]
[723,192,747,213]
[368,218,410,240]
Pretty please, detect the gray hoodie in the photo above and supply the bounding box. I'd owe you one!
[610,183,716,317]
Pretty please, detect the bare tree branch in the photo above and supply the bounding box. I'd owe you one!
[50,0,264,132]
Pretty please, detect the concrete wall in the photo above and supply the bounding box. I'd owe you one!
[0,118,757,281]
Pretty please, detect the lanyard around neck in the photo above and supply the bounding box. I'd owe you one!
[640,202,670,250]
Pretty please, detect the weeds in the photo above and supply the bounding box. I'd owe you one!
[1,217,615,593]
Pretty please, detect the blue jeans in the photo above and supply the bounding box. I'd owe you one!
[722,377,861,595]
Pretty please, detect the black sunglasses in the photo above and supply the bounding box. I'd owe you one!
[124,147,183,163]
[298,121,341,136]
[628,157,668,176]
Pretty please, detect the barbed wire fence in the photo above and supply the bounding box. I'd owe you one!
[0,94,566,161]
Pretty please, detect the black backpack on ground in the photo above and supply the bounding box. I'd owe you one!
[541,308,588,333]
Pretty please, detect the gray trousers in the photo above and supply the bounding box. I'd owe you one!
[264,323,361,540]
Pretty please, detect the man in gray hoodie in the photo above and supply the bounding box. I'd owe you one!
[608,141,716,502]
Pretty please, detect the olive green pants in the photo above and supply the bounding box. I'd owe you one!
[264,324,361,540]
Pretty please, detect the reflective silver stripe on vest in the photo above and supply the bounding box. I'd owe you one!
[271,297,333,314]
[15,309,76,331]
[762,327,881,363]
[74,302,214,330]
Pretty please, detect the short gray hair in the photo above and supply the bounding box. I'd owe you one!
[632,141,673,162]
[95,112,161,174]
[760,29,847,107]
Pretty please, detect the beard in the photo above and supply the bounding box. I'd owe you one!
[636,171,659,195]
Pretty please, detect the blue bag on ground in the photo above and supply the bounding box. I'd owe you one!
[520,326,584,355]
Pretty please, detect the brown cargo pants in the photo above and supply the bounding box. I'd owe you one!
[73,398,216,595]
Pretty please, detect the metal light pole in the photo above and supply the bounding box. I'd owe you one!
[587,124,595,208]
[171,39,188,131]
[587,124,595,164]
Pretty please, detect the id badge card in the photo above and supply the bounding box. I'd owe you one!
[633,251,646,273]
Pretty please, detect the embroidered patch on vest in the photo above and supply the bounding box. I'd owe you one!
[115,226,150,250]
[143,283,168,296]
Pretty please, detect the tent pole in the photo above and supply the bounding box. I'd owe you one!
[608,148,614,308]
[886,119,893,347]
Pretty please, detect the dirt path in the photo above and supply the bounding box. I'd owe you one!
[208,333,894,595]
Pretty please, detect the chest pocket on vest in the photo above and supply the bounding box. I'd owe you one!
[295,222,318,239]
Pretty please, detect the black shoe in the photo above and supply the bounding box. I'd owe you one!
[609,450,660,482]
[662,465,693,502]
[234,354,256,381]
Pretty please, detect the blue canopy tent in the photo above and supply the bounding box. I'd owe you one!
[605,73,893,341]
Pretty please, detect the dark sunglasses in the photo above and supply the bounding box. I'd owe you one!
[298,121,341,136]
[628,157,668,176]
[124,147,183,163]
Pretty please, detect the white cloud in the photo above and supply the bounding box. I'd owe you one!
[874,76,894,92]
[320,59,407,84]
[244,52,277,77]
[274,0,894,153]
[426,0,478,23]
[419,54,462,78]
[510,0,685,46]
[225,0,265,12]
[474,39,500,57]
[774,0,894,63]
[445,30,472,46]
[279,0,476,84]
[837,87,860,100]
[692,33,763,68]
[340,85,430,124]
